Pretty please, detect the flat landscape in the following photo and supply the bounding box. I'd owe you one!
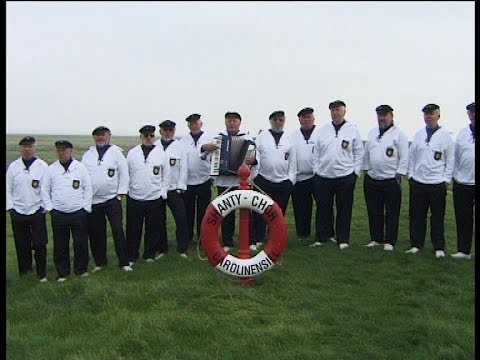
[6,134,475,360]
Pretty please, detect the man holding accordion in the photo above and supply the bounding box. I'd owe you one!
[210,111,256,253]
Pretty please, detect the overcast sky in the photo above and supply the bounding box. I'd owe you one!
[6,1,475,140]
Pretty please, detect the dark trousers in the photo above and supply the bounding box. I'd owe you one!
[453,180,475,254]
[291,177,319,239]
[126,196,163,261]
[363,175,402,245]
[314,173,357,244]
[9,209,48,278]
[159,190,189,254]
[87,197,129,267]
[182,180,212,244]
[252,175,292,242]
[216,186,239,247]
[408,179,447,250]
[51,209,89,277]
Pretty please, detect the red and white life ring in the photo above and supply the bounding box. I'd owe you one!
[200,189,288,277]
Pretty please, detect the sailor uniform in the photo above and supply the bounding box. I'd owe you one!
[7,157,49,278]
[407,127,454,251]
[41,158,92,277]
[125,144,170,261]
[82,144,130,267]
[452,125,475,254]
[179,131,214,245]
[312,120,364,244]
[362,125,409,246]
[154,139,188,254]
[290,125,322,239]
[213,130,255,247]
[252,129,296,243]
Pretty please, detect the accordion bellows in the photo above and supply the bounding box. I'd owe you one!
[210,135,255,176]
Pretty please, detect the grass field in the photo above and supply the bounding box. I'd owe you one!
[6,134,475,360]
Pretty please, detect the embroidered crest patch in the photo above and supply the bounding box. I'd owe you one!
[108,168,115,177]
[385,147,394,157]
[170,159,176,166]
[434,151,442,160]
[153,166,160,175]
[72,180,80,189]
[341,140,349,149]
[31,180,39,189]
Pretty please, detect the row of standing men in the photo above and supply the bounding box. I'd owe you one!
[6,101,475,282]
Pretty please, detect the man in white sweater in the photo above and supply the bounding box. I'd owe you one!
[41,140,92,282]
[405,104,454,258]
[290,107,329,244]
[154,120,189,258]
[451,102,475,260]
[311,100,364,250]
[362,105,409,251]
[252,110,296,250]
[179,113,217,247]
[125,125,170,264]
[7,136,49,282]
[81,126,132,272]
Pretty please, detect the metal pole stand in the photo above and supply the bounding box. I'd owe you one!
[237,164,255,286]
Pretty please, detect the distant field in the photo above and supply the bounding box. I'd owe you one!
[6,134,475,360]
[6,134,142,166]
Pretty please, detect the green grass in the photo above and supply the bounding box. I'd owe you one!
[6,134,475,360]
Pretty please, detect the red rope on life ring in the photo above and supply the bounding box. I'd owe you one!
[200,189,288,277]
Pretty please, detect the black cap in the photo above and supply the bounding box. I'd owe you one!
[466,102,475,111]
[19,136,36,146]
[269,110,285,120]
[225,111,242,121]
[297,107,314,117]
[139,125,156,134]
[186,113,201,122]
[159,120,176,129]
[422,103,440,113]
[92,126,111,135]
[54,140,73,149]
[375,105,394,114]
[329,100,346,109]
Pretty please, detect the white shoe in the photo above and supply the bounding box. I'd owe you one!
[450,252,471,260]
[249,244,257,251]
[435,250,445,259]
[122,265,133,271]
[405,247,419,254]
[180,253,188,259]
[339,243,349,250]
[154,253,165,261]
[384,244,394,251]
[256,242,264,248]
[309,241,323,247]
[39,277,48,283]
[92,266,102,273]
[80,272,90,277]
[145,258,155,263]
[57,277,67,283]
[329,237,337,243]
[223,246,231,253]
[129,261,134,267]
[365,241,380,248]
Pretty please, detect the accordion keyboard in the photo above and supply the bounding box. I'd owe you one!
[210,136,223,176]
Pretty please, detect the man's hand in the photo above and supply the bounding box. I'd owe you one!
[395,173,402,186]
[244,155,256,166]
[202,143,220,154]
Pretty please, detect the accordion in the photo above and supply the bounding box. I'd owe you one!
[210,134,256,176]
